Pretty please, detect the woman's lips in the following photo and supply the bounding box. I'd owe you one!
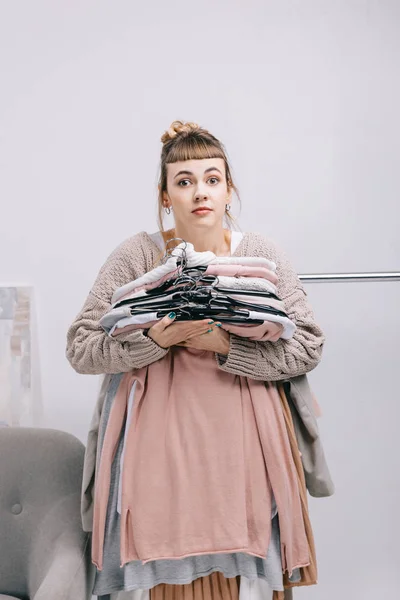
[192,208,212,214]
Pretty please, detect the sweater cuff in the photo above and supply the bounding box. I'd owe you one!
[117,330,169,366]
[216,335,259,375]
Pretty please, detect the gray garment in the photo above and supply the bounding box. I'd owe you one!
[98,589,295,600]
[282,376,335,498]
[100,306,133,334]
[93,374,285,595]
[81,373,113,533]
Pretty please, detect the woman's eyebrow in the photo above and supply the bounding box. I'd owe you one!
[173,167,223,179]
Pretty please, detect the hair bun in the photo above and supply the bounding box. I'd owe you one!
[161,120,201,144]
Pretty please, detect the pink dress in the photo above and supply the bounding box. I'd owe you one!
[92,347,309,576]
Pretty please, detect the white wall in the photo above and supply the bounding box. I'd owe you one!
[1,2,399,598]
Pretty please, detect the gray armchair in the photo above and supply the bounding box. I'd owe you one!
[0,427,94,600]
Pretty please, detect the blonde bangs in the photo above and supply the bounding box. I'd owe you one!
[165,136,225,164]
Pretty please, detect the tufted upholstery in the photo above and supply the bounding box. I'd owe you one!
[0,427,94,600]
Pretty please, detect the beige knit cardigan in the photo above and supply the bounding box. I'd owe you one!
[66,230,325,380]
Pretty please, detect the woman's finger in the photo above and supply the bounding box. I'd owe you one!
[198,321,222,335]
[157,311,177,331]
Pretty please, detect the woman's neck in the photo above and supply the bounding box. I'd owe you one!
[162,227,231,256]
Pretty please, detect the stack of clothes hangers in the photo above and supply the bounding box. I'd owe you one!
[100,239,296,342]
[91,239,320,600]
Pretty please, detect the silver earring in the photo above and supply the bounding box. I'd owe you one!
[165,206,171,215]
[225,204,231,212]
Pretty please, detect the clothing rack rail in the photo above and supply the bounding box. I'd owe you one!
[299,272,400,283]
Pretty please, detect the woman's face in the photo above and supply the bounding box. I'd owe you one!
[163,158,232,230]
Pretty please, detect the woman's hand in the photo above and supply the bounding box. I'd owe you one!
[146,313,219,349]
[176,324,231,355]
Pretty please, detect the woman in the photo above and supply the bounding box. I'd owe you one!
[66,120,325,600]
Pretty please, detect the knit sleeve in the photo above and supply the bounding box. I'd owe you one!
[66,233,169,375]
[215,233,325,381]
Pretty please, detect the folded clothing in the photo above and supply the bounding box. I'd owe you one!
[111,241,277,304]
[108,312,294,341]
[111,242,216,304]
[117,275,278,305]
[101,245,296,345]
[205,264,278,284]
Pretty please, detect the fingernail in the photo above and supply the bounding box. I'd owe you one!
[207,328,213,333]
[168,312,176,318]
[215,323,222,327]
[208,320,214,324]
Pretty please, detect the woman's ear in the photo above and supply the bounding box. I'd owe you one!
[162,190,170,207]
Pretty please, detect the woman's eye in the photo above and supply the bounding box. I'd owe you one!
[178,177,219,186]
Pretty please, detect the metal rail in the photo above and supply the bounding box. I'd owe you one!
[299,272,400,283]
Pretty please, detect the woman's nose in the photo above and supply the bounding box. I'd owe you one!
[194,188,209,201]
